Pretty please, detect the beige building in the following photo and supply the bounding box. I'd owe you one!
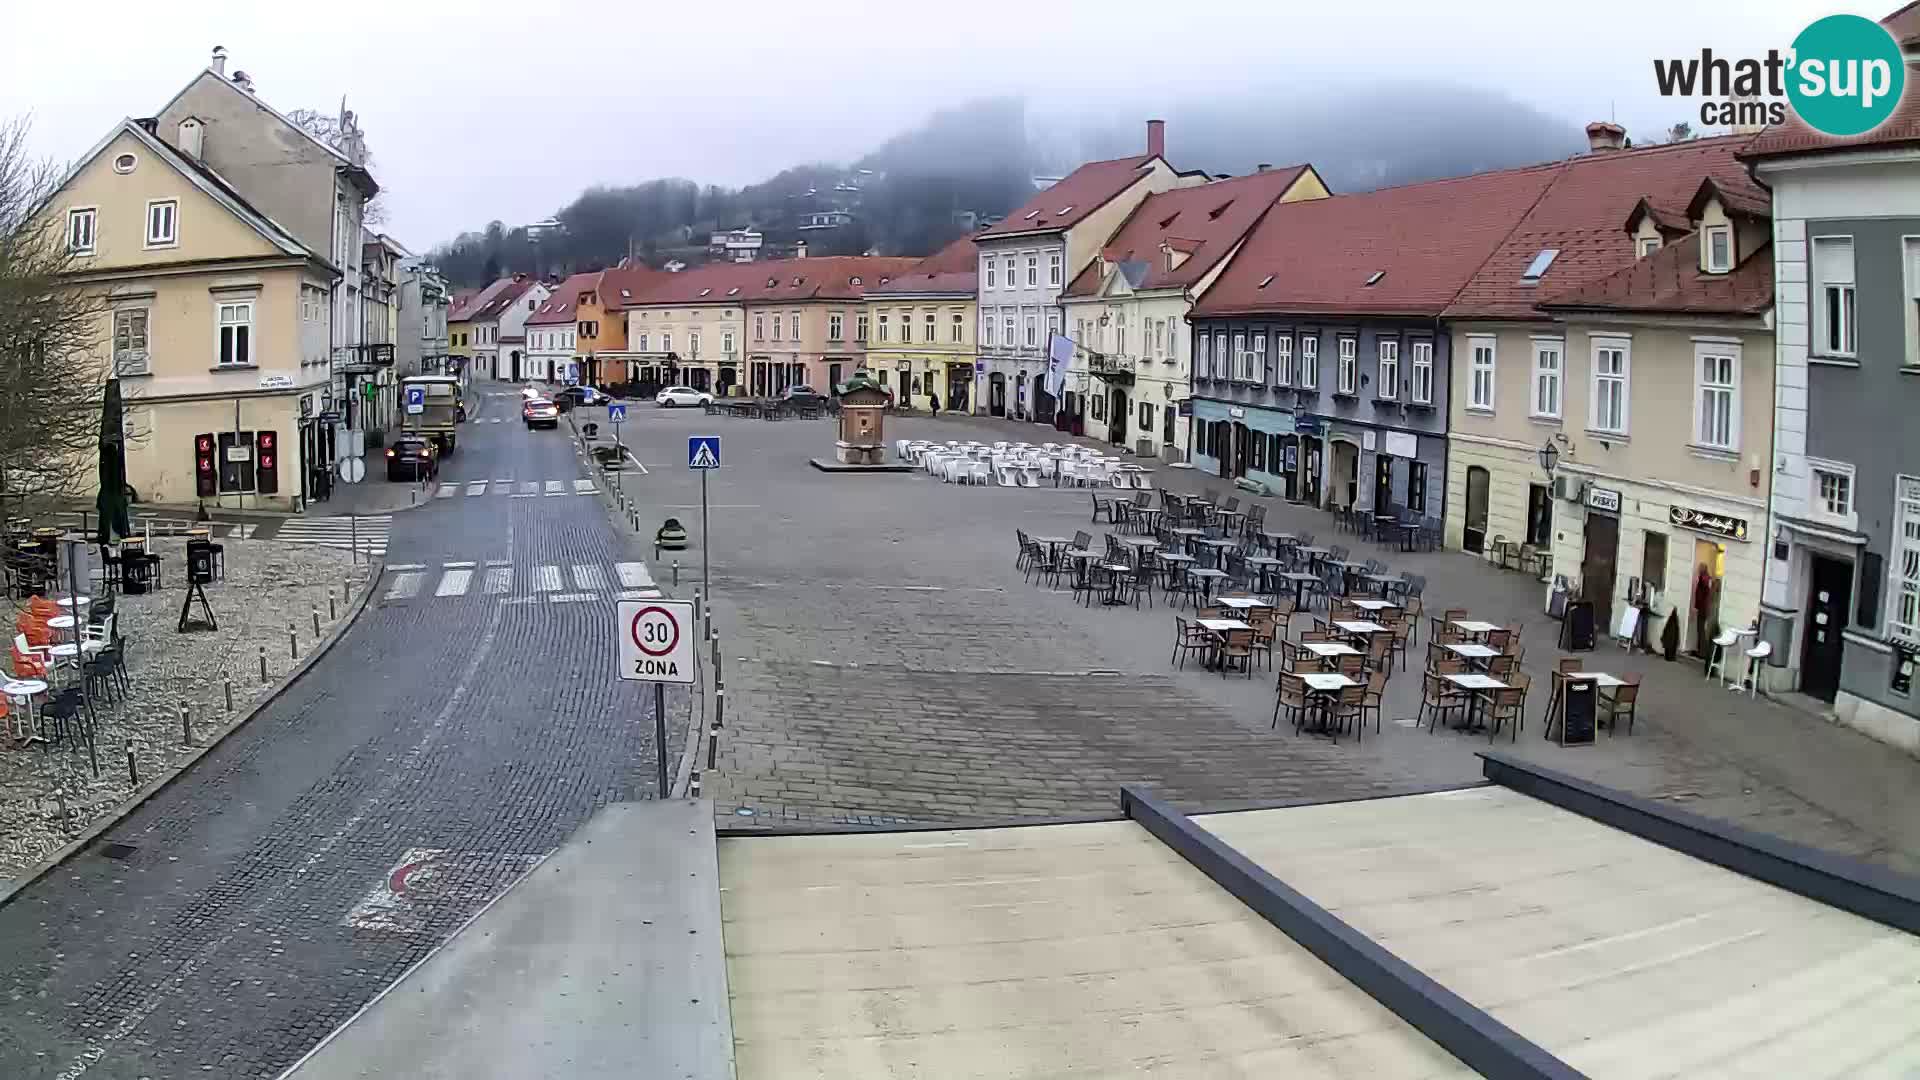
[742,256,918,396]
[622,261,759,394]
[46,118,338,510]
[863,236,978,408]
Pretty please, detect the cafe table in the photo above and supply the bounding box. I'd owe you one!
[1445,642,1500,667]
[1215,596,1269,612]
[47,614,77,632]
[1444,672,1509,731]
[1350,598,1398,612]
[1333,619,1389,639]
[1245,555,1284,593]
[56,595,92,609]
[1451,619,1504,639]
[1197,617,1253,671]
[2,678,48,743]
[1299,672,1359,734]
[1186,567,1229,603]
[1118,535,1160,550]
[1192,537,1236,566]
[1566,671,1628,688]
[1301,641,1360,669]
[1277,571,1320,609]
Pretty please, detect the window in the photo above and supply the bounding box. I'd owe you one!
[984,259,996,290]
[1047,311,1060,346]
[1025,255,1038,286]
[1590,337,1630,434]
[1410,340,1433,404]
[877,313,889,342]
[112,308,149,375]
[1694,344,1739,450]
[113,153,137,174]
[754,314,765,340]
[721,330,734,354]
[982,314,995,346]
[1468,335,1495,410]
[925,312,936,342]
[636,333,648,352]
[1377,339,1398,399]
[217,301,253,366]
[1809,459,1855,527]
[1002,258,1015,287]
[900,311,913,343]
[1638,236,1662,258]
[66,208,96,253]
[145,199,178,247]
[827,313,842,340]
[951,312,963,342]
[1274,334,1293,385]
[1520,248,1559,280]
[661,331,672,354]
[1530,339,1561,418]
[1151,320,1165,358]
[1253,333,1267,382]
[1213,332,1228,379]
[1408,461,1428,515]
[1139,401,1154,432]
[788,313,799,340]
[1230,332,1248,380]
[1118,324,1127,356]
[1336,336,1357,394]
[1813,236,1855,357]
[1003,314,1015,345]
[1299,335,1319,388]
[856,314,868,342]
[1048,251,1062,286]
[690,331,701,355]
[1705,226,1733,273]
[1893,476,1920,644]
[1196,332,1210,377]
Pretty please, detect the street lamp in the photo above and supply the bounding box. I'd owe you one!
[1537,438,1559,475]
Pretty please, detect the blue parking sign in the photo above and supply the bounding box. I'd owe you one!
[608,403,627,423]
[404,385,426,414]
[687,435,721,469]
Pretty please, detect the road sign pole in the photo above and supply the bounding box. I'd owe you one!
[700,468,711,605]
[654,681,668,799]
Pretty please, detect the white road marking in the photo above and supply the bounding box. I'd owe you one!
[434,569,472,597]
[519,481,538,495]
[544,480,564,496]
[387,563,427,572]
[436,486,457,499]
[466,481,487,496]
[384,572,423,600]
[573,479,597,495]
[443,560,476,569]
[494,478,512,485]
[547,592,597,603]
[535,565,563,592]
[618,589,662,599]
[571,564,607,590]
[483,567,513,594]
[614,562,654,589]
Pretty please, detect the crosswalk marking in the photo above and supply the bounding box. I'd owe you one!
[573,479,597,495]
[435,569,472,597]
[273,514,391,556]
[385,572,423,600]
[382,561,660,605]
[466,481,487,497]
[483,567,513,594]
[519,481,538,495]
[444,560,476,569]
[572,564,607,590]
[544,480,565,497]
[619,589,662,600]
[535,565,563,592]
[547,592,596,604]
[436,486,457,499]
[614,562,654,589]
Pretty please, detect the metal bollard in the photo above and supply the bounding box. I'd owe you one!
[706,721,720,770]
[693,590,702,629]
[673,560,681,586]
[258,645,269,683]
[711,638,722,686]
[312,607,322,638]
[329,590,338,621]
[289,623,299,661]
[181,704,193,746]
[53,787,68,829]
[126,742,140,787]
[689,773,702,798]
[224,677,234,714]
[715,687,726,731]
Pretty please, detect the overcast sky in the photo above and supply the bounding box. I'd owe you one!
[5,0,1837,251]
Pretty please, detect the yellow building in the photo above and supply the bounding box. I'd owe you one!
[44,117,338,511]
[863,235,978,408]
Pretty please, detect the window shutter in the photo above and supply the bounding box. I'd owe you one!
[1857,550,1883,630]
[1813,237,1855,284]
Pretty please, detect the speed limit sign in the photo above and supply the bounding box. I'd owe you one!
[617,599,694,683]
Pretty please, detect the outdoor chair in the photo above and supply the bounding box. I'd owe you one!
[1485,628,1512,653]
[1335,653,1365,678]
[1248,610,1278,670]
[1072,530,1094,551]
[1274,673,1310,731]
[1363,632,1392,674]
[1600,675,1640,734]
[1486,675,1531,742]
[1360,670,1389,735]
[1487,654,1517,678]
[1419,670,1466,733]
[1014,530,1033,570]
[1387,614,1412,672]
[1332,684,1367,741]
[1215,628,1256,678]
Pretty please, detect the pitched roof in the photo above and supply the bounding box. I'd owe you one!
[620,260,779,306]
[449,278,515,322]
[1884,0,1920,47]
[1537,232,1773,316]
[1192,164,1561,318]
[599,265,671,311]
[527,272,600,325]
[868,234,979,296]
[1742,60,1920,159]
[976,155,1160,240]
[1443,134,1762,319]
[739,256,920,302]
[1063,166,1316,298]
[471,277,538,322]
[155,67,350,165]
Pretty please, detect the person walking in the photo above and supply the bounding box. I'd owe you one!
[928,391,941,417]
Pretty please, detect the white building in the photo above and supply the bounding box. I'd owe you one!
[526,272,596,383]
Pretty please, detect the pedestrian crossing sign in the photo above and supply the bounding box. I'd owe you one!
[688,435,721,470]
[608,403,627,423]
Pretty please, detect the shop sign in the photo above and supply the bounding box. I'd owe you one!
[1177,399,1194,417]
[1669,505,1749,542]
[1362,430,1377,451]
[1293,414,1323,435]
[299,396,313,419]
[1586,485,1622,513]
[1228,406,1246,419]
[1383,431,1418,459]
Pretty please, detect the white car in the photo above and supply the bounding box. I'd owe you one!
[655,386,713,408]
[520,385,542,400]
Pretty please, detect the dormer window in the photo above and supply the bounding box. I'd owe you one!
[791,276,802,286]
[767,277,777,287]
[1637,236,1662,258]
[1520,248,1559,281]
[1364,271,1385,287]
[850,275,862,285]
[1705,226,1733,273]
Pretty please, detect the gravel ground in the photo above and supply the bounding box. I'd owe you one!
[1,536,367,882]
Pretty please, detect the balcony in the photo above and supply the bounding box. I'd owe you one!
[1088,352,1133,382]
[335,343,395,374]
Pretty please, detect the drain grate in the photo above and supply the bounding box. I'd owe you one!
[95,842,138,861]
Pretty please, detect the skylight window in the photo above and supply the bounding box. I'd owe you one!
[791,276,803,286]
[698,288,711,297]
[767,277,777,287]
[1258,274,1275,289]
[1364,271,1385,287]
[1023,209,1041,220]
[620,289,631,298]
[726,286,740,296]
[1158,213,1179,228]
[1058,206,1074,214]
[1521,248,1560,281]
[1208,200,1233,221]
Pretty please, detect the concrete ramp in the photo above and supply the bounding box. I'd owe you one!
[282,799,734,1080]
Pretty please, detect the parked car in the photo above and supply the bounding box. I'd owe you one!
[552,386,605,411]
[523,397,560,429]
[385,435,439,481]
[781,385,830,407]
[655,385,713,408]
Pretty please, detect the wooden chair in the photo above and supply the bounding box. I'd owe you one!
[1484,628,1512,653]
[1433,656,1468,675]
[1417,671,1460,733]
[1487,672,1531,742]
[1404,595,1425,644]
[1504,622,1525,654]
[1216,628,1256,678]
[1335,653,1365,678]
[1388,613,1413,672]
[1273,673,1310,731]
[1170,616,1210,670]
[1487,654,1517,677]
[1248,610,1278,670]
[1360,670,1389,735]
[1600,675,1640,735]
[1332,684,1367,741]
[1363,632,1392,675]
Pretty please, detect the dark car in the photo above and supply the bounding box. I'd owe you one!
[551,386,604,412]
[385,436,439,481]
[781,385,830,407]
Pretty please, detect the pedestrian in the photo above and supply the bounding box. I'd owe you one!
[929,391,941,417]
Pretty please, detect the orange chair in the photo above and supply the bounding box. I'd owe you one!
[16,612,51,648]
[28,596,60,621]
[11,640,49,680]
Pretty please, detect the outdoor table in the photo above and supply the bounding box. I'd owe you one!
[1333,619,1389,638]
[1445,673,1508,731]
[1451,619,1503,639]
[1445,642,1500,672]
[1170,527,1205,542]
[1196,617,1252,671]
[1186,567,1228,603]
[1362,573,1402,596]
[1031,536,1070,557]
[1192,538,1236,567]
[1296,546,1333,572]
[1118,536,1160,553]
[1300,672,1359,734]
[1301,641,1360,671]
[47,615,77,631]
[1351,598,1398,612]
[56,596,92,609]
[1098,563,1135,606]
[1132,507,1164,531]
[1567,671,1627,688]
[1386,520,1420,552]
[1215,596,1269,612]
[3,677,48,743]
[1333,561,1372,594]
[47,641,105,663]
[1216,507,1246,531]
[1245,556,1283,593]
[1278,571,1320,609]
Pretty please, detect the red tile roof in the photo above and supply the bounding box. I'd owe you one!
[1443,134,1762,319]
[1538,232,1773,316]
[449,279,512,322]
[868,234,979,295]
[975,155,1161,240]
[1741,61,1920,158]
[469,276,538,323]
[599,265,671,311]
[1885,0,1920,47]
[620,256,920,307]
[1192,164,1562,318]
[527,272,600,326]
[1063,166,1317,298]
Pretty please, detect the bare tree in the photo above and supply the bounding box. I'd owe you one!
[287,107,386,226]
[0,115,110,525]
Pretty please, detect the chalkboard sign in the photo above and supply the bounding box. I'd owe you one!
[1559,678,1596,745]
[1614,604,1641,647]
[1560,600,1596,651]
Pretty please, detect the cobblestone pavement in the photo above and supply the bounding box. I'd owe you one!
[622,408,1920,877]
[1,538,362,883]
[0,387,685,1080]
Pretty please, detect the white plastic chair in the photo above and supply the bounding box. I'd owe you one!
[1705,629,1739,683]
[1018,466,1041,488]
[1743,641,1773,697]
[995,464,1018,487]
[968,461,991,485]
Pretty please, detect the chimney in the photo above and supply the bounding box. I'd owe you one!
[795,240,807,261]
[232,70,255,93]
[1256,163,1273,172]
[178,117,205,162]
[1585,121,1627,152]
[210,46,227,77]
[1146,119,1165,159]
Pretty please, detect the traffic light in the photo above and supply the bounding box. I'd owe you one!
[255,430,279,494]
[194,433,216,497]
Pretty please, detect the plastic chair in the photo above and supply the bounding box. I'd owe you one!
[1743,641,1773,696]
[1705,629,1740,682]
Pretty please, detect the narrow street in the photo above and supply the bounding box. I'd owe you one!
[0,390,681,1080]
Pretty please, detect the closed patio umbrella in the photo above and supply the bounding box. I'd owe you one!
[96,377,131,547]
